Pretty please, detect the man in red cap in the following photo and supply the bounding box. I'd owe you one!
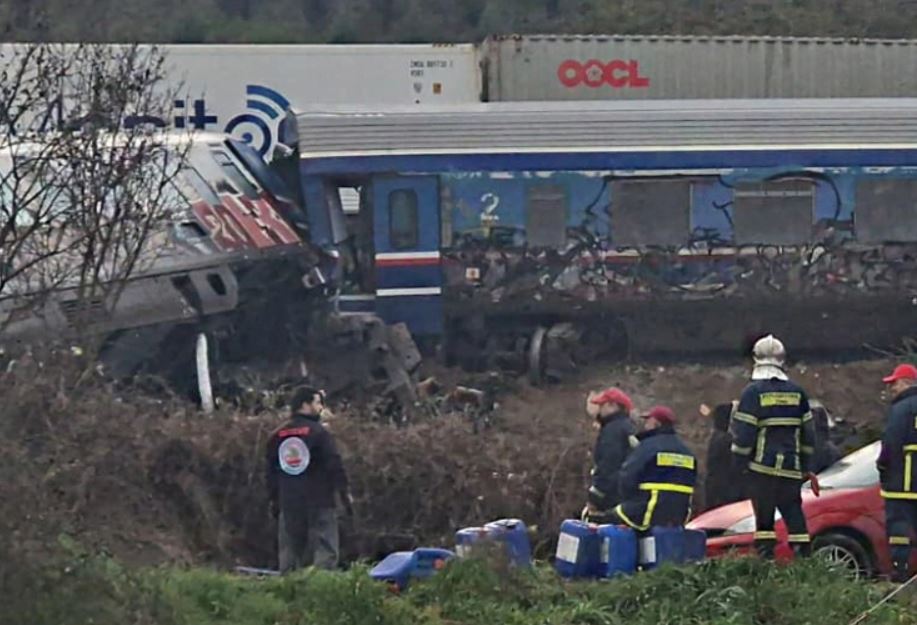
[606,405,697,532]
[582,387,636,523]
[878,363,917,582]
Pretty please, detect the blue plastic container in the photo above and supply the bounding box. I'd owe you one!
[597,524,638,577]
[484,518,533,567]
[554,519,602,579]
[638,526,686,570]
[369,548,454,590]
[455,526,492,558]
[684,528,707,563]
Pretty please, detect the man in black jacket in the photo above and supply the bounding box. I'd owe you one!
[266,387,352,572]
[583,387,636,523]
[878,364,917,582]
[731,334,817,559]
[703,401,745,511]
[607,406,697,531]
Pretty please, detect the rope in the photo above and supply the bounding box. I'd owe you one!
[848,573,917,625]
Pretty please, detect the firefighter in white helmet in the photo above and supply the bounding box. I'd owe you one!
[730,335,819,559]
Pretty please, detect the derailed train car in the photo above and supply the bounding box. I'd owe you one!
[0,132,333,391]
[287,99,917,379]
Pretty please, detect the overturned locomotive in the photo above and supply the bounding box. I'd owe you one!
[284,99,917,380]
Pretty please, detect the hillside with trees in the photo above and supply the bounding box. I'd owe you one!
[3,0,917,43]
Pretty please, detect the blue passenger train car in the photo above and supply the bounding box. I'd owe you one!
[280,100,917,377]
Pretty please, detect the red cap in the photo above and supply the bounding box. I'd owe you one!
[642,405,676,425]
[882,364,917,384]
[590,387,633,413]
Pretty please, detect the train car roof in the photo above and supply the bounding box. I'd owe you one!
[292,98,917,159]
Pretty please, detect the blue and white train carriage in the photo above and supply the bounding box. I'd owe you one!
[282,99,917,377]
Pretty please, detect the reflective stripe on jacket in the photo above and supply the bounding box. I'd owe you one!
[879,386,917,500]
[730,378,816,480]
[613,425,697,531]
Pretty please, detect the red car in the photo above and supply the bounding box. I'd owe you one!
[688,441,917,579]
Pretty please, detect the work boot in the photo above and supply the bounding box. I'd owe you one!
[790,543,811,558]
[754,540,776,560]
[891,561,909,584]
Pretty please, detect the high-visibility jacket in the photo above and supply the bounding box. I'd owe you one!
[613,425,697,531]
[731,378,816,480]
[878,386,917,500]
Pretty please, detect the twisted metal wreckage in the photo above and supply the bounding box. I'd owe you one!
[0,134,424,414]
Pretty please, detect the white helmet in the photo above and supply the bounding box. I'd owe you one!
[753,334,786,367]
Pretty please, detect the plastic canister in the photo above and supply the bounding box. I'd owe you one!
[369,548,454,591]
[554,519,602,578]
[484,518,533,567]
[638,526,686,570]
[597,524,637,577]
[684,528,707,562]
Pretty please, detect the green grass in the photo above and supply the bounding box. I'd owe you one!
[3,552,916,625]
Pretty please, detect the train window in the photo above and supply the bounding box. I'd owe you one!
[526,184,567,247]
[612,180,691,247]
[855,179,917,243]
[181,167,221,206]
[733,180,814,245]
[211,150,259,199]
[389,189,418,250]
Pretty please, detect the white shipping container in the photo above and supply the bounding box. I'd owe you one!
[164,44,480,156]
[0,43,481,157]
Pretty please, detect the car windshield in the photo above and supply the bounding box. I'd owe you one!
[805,441,880,490]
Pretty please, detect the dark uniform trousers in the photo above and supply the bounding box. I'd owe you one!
[748,472,811,558]
[885,500,917,579]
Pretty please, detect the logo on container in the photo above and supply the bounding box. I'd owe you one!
[557,60,650,89]
[224,85,291,157]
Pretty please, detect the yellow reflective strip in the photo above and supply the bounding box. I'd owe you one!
[754,531,777,539]
[787,534,810,543]
[755,429,767,463]
[881,490,917,500]
[904,445,917,452]
[775,453,785,470]
[588,485,605,497]
[759,417,803,427]
[732,411,758,425]
[906,453,913,493]
[800,446,815,455]
[749,462,803,480]
[802,411,813,423]
[639,482,695,495]
[731,444,752,456]
[641,490,659,531]
[889,536,912,546]
[759,392,802,407]
[656,452,696,470]
[614,503,646,532]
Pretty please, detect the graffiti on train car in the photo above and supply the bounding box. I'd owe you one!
[439,168,917,305]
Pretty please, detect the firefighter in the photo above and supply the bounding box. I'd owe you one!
[607,405,697,532]
[266,386,352,572]
[878,363,917,583]
[731,334,817,559]
[583,387,636,523]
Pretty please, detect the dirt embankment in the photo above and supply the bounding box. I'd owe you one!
[0,349,899,574]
